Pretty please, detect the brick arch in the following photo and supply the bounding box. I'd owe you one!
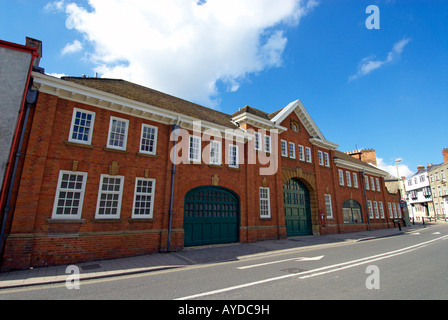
[282,167,320,235]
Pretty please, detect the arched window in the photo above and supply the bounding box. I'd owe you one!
[343,199,363,224]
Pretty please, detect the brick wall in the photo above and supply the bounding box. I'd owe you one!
[1,87,403,270]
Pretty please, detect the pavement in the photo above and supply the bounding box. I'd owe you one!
[0,222,436,289]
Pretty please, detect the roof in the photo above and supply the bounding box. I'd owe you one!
[427,162,446,172]
[333,150,389,177]
[232,105,271,120]
[270,99,339,150]
[408,168,430,178]
[61,77,239,129]
[61,77,342,150]
[231,105,283,121]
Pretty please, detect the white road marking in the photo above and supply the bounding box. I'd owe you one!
[176,235,448,300]
[237,255,324,270]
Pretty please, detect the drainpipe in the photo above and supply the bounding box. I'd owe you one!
[0,83,38,258]
[361,170,371,231]
[167,122,180,252]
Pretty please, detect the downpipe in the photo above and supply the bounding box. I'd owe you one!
[167,123,180,252]
[360,170,371,231]
[0,87,38,259]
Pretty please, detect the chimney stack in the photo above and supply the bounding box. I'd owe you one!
[417,165,425,172]
[25,37,42,67]
[443,148,448,164]
[346,148,377,166]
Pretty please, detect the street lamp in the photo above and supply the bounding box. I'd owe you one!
[395,158,402,194]
[395,158,402,180]
[395,158,408,225]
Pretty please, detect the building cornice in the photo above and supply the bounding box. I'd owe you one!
[32,72,250,141]
[231,112,287,133]
[333,158,388,177]
[309,137,340,150]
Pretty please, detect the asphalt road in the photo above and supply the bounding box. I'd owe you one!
[1,224,447,302]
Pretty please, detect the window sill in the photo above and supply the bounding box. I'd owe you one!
[128,218,155,223]
[91,218,122,223]
[64,141,94,149]
[47,218,86,224]
[188,161,202,165]
[103,147,129,154]
[136,152,158,159]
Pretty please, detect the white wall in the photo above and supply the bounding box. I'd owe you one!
[0,46,32,192]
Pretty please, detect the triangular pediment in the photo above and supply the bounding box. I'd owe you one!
[271,99,339,150]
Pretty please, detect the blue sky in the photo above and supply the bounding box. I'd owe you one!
[1,0,447,178]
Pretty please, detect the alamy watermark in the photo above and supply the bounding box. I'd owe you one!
[170,121,279,176]
[365,265,380,290]
[366,5,380,30]
[66,265,80,290]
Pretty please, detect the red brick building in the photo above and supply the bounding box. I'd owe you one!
[0,71,403,270]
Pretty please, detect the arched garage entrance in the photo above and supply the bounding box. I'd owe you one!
[184,186,240,247]
[283,179,313,236]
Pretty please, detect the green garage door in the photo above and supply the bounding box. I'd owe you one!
[284,179,313,237]
[184,187,239,247]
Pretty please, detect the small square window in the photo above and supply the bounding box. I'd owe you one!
[69,108,95,145]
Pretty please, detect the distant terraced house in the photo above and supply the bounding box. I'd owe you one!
[0,40,404,271]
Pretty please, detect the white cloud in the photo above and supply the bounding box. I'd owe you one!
[349,37,411,81]
[376,157,414,179]
[49,0,317,107]
[44,0,66,13]
[61,40,83,55]
[47,72,67,78]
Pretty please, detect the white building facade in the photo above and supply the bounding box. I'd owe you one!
[405,166,433,220]
[428,162,448,219]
